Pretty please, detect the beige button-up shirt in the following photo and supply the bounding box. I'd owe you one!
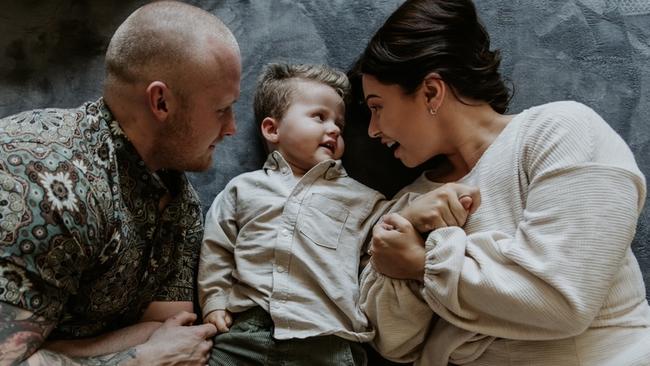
[199,151,389,341]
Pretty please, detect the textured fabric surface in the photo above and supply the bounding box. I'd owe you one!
[0,0,648,312]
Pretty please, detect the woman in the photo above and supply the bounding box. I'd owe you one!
[354,0,650,365]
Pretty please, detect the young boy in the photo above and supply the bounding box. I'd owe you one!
[198,63,473,366]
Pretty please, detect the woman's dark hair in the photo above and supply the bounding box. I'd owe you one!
[354,0,511,113]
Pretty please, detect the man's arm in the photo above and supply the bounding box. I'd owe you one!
[22,348,138,366]
[42,322,160,359]
[1,302,215,366]
[0,301,140,366]
[139,301,193,322]
[42,301,193,358]
[0,301,53,364]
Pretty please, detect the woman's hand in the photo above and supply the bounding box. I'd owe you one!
[369,213,427,281]
[400,183,480,233]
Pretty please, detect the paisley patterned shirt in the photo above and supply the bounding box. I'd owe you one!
[0,99,203,339]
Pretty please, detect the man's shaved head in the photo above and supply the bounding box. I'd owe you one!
[105,1,238,92]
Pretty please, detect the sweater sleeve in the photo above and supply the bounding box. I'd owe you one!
[420,102,646,340]
[198,183,239,318]
[359,265,437,362]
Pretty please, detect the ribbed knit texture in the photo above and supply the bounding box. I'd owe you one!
[359,101,650,366]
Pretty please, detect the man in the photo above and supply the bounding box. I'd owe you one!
[0,1,240,365]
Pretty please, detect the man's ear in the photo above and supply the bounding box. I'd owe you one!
[146,81,171,122]
[422,72,445,114]
[261,117,280,144]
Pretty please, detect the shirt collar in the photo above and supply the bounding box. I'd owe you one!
[263,150,347,180]
[93,98,192,200]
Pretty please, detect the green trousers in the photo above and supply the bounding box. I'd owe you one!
[208,307,367,366]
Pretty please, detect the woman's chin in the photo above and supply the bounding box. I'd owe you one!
[399,157,418,168]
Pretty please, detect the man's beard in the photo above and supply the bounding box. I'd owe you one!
[152,107,211,172]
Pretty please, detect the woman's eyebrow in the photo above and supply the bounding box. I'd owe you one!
[365,94,380,102]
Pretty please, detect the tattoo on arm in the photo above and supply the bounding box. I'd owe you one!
[0,302,138,366]
[0,301,54,365]
[21,348,137,366]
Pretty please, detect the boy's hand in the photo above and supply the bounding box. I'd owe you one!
[400,183,480,233]
[204,309,233,334]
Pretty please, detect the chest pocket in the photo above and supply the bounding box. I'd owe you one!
[298,193,349,249]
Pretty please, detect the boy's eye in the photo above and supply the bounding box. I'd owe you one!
[313,114,324,121]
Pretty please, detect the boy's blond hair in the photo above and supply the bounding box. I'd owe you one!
[254,63,350,127]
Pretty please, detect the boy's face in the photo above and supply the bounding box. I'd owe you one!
[273,80,345,175]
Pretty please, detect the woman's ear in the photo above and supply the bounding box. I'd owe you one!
[422,72,445,114]
[261,117,280,144]
[146,81,172,122]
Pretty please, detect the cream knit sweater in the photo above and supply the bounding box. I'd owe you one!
[360,101,650,366]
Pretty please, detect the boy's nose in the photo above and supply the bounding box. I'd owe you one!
[326,121,341,135]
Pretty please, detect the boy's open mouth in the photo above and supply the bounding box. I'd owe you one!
[320,141,336,154]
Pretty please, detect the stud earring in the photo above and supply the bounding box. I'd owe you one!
[428,107,437,116]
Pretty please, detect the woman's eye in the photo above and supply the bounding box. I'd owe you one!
[368,105,381,113]
[313,114,324,121]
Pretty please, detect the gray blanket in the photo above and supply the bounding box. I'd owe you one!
[1,0,648,303]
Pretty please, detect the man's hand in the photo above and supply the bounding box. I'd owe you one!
[400,183,480,233]
[137,311,216,365]
[203,310,232,334]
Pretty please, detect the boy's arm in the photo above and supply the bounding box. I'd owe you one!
[198,188,239,318]
[358,192,392,270]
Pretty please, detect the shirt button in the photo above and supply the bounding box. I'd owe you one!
[283,229,290,236]
[277,265,286,273]
[281,168,289,175]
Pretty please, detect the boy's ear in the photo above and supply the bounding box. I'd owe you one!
[261,117,280,144]
[422,72,445,113]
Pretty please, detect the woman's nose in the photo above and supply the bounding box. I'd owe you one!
[367,116,380,138]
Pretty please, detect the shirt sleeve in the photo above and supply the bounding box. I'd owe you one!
[152,202,204,302]
[419,103,646,340]
[359,265,437,362]
[198,185,239,317]
[358,190,392,259]
[0,152,99,321]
